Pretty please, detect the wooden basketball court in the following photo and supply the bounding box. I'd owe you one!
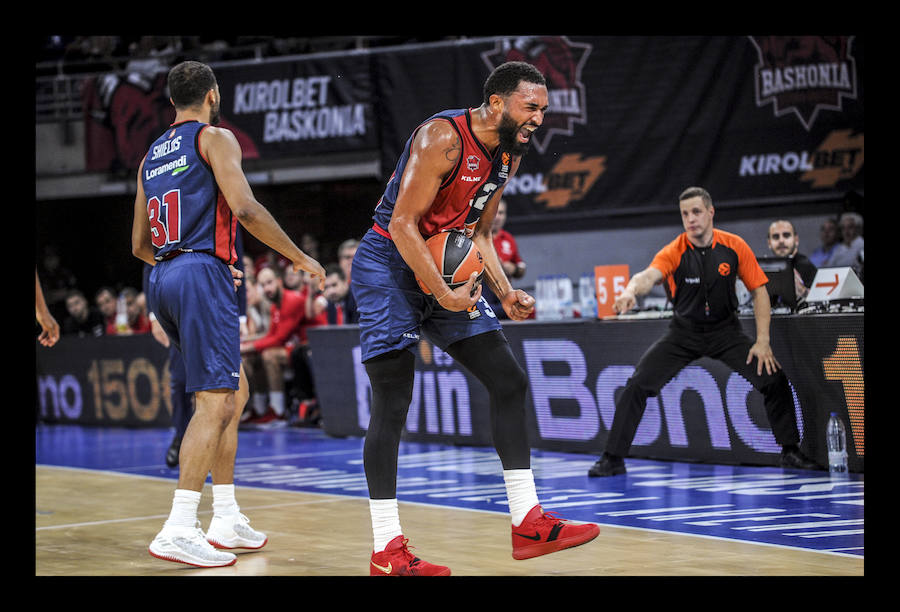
[36,464,863,577]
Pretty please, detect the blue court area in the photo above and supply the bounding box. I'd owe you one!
[35,423,863,559]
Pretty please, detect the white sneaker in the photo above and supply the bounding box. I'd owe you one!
[149,521,237,567]
[206,512,268,550]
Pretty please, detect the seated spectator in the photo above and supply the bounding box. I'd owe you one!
[95,286,118,335]
[301,233,321,262]
[240,266,324,424]
[62,289,105,337]
[112,287,151,335]
[242,254,257,285]
[809,218,842,268]
[487,198,529,319]
[243,276,270,339]
[766,219,817,300]
[38,245,78,323]
[337,238,359,323]
[289,270,330,426]
[321,263,357,325]
[337,238,358,283]
[830,212,864,278]
[283,265,304,292]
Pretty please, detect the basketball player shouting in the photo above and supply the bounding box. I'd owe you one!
[352,61,600,576]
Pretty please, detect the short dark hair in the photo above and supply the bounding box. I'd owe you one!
[168,61,217,109]
[678,186,713,208]
[95,286,115,301]
[483,61,546,104]
[768,219,797,238]
[325,263,345,280]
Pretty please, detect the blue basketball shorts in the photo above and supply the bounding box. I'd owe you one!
[351,227,502,363]
[147,252,242,393]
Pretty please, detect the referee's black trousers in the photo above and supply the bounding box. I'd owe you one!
[605,315,800,458]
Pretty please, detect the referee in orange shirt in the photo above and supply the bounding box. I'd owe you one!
[588,187,819,476]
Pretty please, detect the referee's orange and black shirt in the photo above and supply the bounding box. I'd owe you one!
[649,228,768,324]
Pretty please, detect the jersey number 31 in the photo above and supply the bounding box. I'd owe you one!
[147,189,182,248]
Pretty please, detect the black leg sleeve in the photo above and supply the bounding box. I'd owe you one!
[362,349,416,499]
[444,331,531,470]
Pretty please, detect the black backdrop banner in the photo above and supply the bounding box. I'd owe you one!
[79,36,863,218]
[36,335,171,427]
[373,36,863,219]
[307,314,864,472]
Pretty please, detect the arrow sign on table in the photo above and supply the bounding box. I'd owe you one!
[815,274,840,295]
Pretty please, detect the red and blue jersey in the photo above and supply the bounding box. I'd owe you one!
[372,108,512,239]
[141,120,237,264]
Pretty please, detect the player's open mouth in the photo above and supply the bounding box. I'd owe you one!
[518,125,537,142]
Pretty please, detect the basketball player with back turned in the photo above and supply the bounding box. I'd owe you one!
[132,61,325,568]
[351,61,600,576]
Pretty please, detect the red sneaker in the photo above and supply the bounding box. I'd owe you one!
[511,505,600,560]
[369,536,451,576]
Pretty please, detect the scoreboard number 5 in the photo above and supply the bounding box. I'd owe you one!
[594,265,630,318]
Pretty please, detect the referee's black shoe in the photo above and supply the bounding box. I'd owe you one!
[780,445,820,470]
[165,436,182,469]
[587,452,627,477]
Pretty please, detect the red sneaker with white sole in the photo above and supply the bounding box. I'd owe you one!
[511,505,600,560]
[369,535,451,576]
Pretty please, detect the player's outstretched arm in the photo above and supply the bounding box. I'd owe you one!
[202,127,325,289]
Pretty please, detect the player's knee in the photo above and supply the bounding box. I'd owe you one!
[492,360,528,402]
[195,390,240,430]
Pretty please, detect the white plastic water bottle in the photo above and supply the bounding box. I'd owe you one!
[826,412,848,474]
[579,273,597,319]
[115,293,129,333]
[536,275,554,321]
[557,275,573,319]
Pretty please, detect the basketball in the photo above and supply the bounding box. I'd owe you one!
[416,230,484,296]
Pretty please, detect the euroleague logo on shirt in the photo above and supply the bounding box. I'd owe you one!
[718,263,732,276]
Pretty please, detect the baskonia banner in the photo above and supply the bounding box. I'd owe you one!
[213,54,377,159]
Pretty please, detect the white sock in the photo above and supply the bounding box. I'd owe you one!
[369,498,402,552]
[252,393,267,415]
[503,469,540,527]
[212,483,239,517]
[269,391,285,416]
[165,489,201,529]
